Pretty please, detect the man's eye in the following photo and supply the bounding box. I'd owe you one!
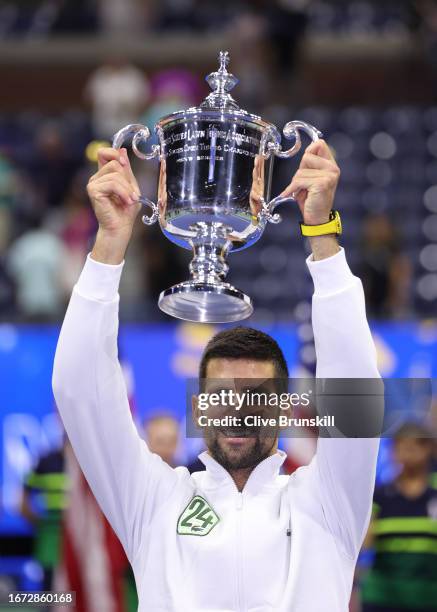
[246,390,269,401]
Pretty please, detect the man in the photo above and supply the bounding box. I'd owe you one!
[144,414,180,468]
[52,139,380,611]
[361,422,437,612]
[85,56,149,140]
[21,443,69,592]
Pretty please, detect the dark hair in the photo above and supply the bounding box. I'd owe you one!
[199,326,289,380]
[393,421,433,443]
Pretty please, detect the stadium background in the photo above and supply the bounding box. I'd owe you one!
[0,0,437,610]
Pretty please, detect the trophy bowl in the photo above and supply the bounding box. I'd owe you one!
[112,51,322,323]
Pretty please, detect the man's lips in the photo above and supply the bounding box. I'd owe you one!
[224,437,249,446]
[219,428,257,438]
[219,430,256,445]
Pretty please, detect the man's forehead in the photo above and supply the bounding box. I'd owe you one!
[205,358,275,379]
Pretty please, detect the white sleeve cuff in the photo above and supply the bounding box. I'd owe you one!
[306,247,357,297]
[75,253,124,302]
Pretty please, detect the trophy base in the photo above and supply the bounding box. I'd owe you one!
[158,282,253,323]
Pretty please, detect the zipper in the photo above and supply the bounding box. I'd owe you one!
[235,491,244,611]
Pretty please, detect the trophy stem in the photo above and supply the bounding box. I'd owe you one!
[158,222,253,323]
[189,223,231,285]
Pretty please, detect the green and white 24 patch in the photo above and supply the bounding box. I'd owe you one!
[177,495,220,536]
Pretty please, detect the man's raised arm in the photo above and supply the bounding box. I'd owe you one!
[282,140,381,559]
[52,148,178,562]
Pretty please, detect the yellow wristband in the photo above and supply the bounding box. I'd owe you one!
[300,210,342,237]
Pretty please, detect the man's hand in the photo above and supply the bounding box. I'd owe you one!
[87,147,142,265]
[280,139,341,261]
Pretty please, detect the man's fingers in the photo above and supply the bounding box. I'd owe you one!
[88,175,139,207]
[89,170,138,196]
[305,139,336,162]
[284,169,339,183]
[89,159,126,182]
[97,147,127,170]
[117,148,138,184]
[97,180,137,207]
[89,159,141,191]
[281,173,338,197]
[292,169,334,178]
[95,147,139,191]
[300,152,340,173]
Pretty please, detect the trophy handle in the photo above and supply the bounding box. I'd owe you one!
[261,121,323,224]
[112,123,160,226]
[268,120,322,159]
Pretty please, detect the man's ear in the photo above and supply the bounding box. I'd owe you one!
[278,397,292,436]
[283,401,293,421]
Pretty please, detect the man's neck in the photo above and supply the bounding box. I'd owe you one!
[227,447,279,491]
[229,467,254,492]
[396,469,429,498]
[206,444,280,492]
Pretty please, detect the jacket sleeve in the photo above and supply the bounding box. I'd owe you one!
[52,255,179,562]
[306,247,382,559]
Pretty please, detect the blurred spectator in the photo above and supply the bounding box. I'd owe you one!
[228,0,309,107]
[138,226,188,311]
[0,153,18,211]
[54,440,130,612]
[51,0,97,34]
[7,214,67,321]
[144,414,180,467]
[251,0,309,77]
[47,170,96,294]
[228,6,271,111]
[20,442,69,593]
[19,121,81,210]
[360,423,437,612]
[140,68,203,136]
[0,155,18,314]
[96,0,148,36]
[85,57,150,140]
[360,214,412,319]
[155,0,202,31]
[0,209,16,317]
[410,1,437,80]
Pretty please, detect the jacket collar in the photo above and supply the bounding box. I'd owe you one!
[198,449,287,493]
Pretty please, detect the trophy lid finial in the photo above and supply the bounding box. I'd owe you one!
[219,51,230,73]
[202,50,239,109]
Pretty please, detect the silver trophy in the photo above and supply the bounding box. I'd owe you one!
[113,51,321,323]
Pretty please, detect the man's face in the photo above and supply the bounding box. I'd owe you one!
[200,358,279,471]
[146,418,179,466]
[394,436,433,473]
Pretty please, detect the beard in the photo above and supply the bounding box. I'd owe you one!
[206,430,277,471]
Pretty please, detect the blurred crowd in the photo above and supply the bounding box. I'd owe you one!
[0,1,424,38]
[1,0,437,322]
[0,61,200,323]
[0,99,429,323]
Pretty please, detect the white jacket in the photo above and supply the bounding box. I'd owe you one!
[52,248,380,612]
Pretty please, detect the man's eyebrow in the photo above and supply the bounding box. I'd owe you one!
[240,381,277,392]
[245,383,274,390]
[203,384,234,392]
